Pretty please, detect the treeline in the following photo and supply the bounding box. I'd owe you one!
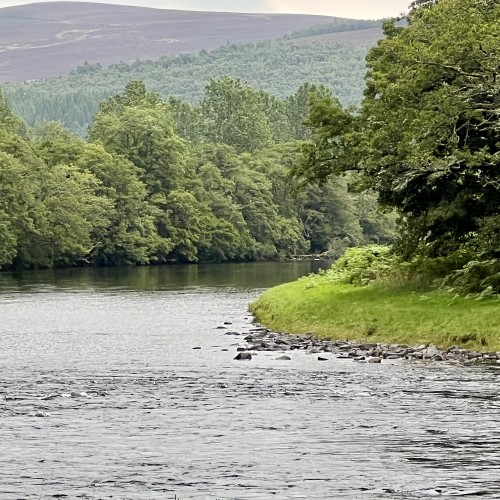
[2,27,381,136]
[0,78,395,270]
[285,19,382,39]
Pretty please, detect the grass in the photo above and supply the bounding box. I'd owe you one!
[250,275,500,352]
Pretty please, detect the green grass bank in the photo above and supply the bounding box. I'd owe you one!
[250,276,500,352]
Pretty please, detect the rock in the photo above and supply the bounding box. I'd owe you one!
[275,355,291,361]
[368,357,382,363]
[224,321,232,325]
[234,352,252,360]
[386,354,403,360]
[236,347,247,352]
[192,346,202,350]
[318,356,329,361]
[422,345,441,359]
[275,338,291,345]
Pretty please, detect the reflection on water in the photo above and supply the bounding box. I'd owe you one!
[1,262,499,499]
[0,260,329,292]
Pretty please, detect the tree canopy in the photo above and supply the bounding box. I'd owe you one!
[0,79,394,270]
[297,0,500,261]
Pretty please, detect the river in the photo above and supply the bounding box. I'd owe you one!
[1,262,499,499]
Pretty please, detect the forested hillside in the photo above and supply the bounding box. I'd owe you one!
[3,26,382,136]
[0,79,395,270]
[0,1,351,82]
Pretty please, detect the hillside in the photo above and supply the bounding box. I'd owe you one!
[3,24,383,135]
[0,1,357,83]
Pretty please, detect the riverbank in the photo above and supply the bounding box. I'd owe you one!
[250,275,500,354]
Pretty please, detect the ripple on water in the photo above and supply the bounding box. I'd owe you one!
[1,282,500,499]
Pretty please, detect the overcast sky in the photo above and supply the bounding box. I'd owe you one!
[0,0,411,19]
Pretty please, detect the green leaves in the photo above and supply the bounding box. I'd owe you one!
[201,77,273,153]
[0,78,398,268]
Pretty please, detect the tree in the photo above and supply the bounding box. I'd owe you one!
[0,89,28,137]
[76,144,163,265]
[297,0,500,260]
[201,76,273,153]
[360,0,500,258]
[89,81,186,196]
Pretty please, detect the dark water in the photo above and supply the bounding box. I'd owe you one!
[1,262,499,500]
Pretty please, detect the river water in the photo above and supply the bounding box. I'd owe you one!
[1,262,499,499]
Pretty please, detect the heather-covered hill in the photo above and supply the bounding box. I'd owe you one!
[0,1,368,82]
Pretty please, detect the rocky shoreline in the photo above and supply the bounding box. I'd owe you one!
[219,323,500,366]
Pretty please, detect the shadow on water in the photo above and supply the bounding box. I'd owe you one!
[0,260,330,293]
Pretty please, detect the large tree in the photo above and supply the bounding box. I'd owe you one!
[298,0,500,259]
[201,76,273,153]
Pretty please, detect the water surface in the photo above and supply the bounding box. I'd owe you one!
[1,262,499,499]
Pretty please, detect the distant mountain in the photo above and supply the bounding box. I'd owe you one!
[3,25,383,135]
[0,1,366,83]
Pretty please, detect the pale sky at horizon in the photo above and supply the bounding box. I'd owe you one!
[0,0,411,20]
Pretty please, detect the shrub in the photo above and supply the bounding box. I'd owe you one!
[324,244,397,286]
[441,259,500,297]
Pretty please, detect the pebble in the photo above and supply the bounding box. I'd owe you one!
[220,321,499,366]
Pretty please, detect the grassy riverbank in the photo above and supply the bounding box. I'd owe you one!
[250,275,500,352]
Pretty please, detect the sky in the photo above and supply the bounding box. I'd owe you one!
[0,0,411,19]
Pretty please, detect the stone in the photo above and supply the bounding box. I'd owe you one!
[318,356,329,361]
[368,357,382,363]
[234,352,252,360]
[422,345,441,359]
[275,355,291,361]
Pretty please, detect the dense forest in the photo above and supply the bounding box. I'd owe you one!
[3,0,497,295]
[2,23,381,136]
[296,0,500,294]
[0,78,395,270]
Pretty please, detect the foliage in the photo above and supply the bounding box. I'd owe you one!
[359,0,500,260]
[442,260,500,297]
[293,0,500,294]
[0,78,396,270]
[285,19,382,39]
[320,245,397,286]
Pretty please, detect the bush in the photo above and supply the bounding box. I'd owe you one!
[324,244,397,286]
[441,259,500,297]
